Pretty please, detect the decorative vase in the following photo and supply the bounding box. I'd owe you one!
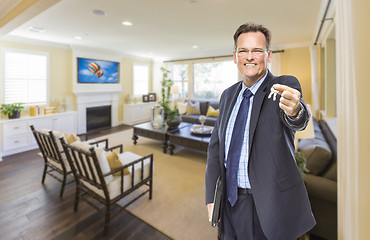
[151,106,164,129]
[199,115,206,126]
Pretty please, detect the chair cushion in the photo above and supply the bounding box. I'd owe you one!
[39,151,71,172]
[49,158,71,172]
[85,139,109,149]
[105,151,129,176]
[186,101,201,115]
[82,152,151,200]
[71,141,113,184]
[39,129,66,152]
[206,105,219,118]
[177,102,187,115]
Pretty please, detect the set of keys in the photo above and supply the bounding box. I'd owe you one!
[268,86,279,101]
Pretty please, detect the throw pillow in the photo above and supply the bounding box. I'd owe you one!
[206,105,219,118]
[298,138,332,175]
[186,101,201,115]
[105,151,130,176]
[177,102,188,115]
[60,130,81,144]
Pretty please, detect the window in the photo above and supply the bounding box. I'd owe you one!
[193,60,238,100]
[133,64,149,96]
[172,64,188,98]
[3,49,48,105]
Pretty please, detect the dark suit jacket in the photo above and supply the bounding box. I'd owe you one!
[205,71,316,239]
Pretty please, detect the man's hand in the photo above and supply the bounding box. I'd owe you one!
[207,203,214,222]
[273,84,301,117]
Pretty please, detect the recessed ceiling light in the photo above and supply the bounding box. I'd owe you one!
[74,36,82,40]
[122,21,133,26]
[91,9,106,16]
[27,26,46,33]
[192,45,199,49]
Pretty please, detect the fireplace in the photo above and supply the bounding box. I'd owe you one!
[86,105,111,132]
[75,91,119,134]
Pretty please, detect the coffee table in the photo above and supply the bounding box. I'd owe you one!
[132,122,191,153]
[167,124,212,155]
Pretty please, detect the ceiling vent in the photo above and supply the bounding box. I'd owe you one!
[91,9,107,16]
[27,26,46,33]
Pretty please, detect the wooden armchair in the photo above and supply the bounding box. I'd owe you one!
[30,125,111,197]
[60,138,154,235]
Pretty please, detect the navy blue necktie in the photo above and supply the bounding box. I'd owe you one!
[226,89,253,207]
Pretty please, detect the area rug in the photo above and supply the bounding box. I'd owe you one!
[92,129,218,240]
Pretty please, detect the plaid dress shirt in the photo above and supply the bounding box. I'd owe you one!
[224,73,267,188]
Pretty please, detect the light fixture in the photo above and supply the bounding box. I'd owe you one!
[192,45,199,49]
[122,21,133,26]
[171,85,180,94]
[91,9,106,16]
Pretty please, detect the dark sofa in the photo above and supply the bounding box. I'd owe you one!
[299,118,337,240]
[180,100,219,126]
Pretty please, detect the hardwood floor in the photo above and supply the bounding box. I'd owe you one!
[0,125,172,240]
[81,124,133,140]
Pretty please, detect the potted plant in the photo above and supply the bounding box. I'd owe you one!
[1,103,24,119]
[163,103,181,129]
[295,151,309,175]
[159,67,174,118]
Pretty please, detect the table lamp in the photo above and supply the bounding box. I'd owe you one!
[171,85,180,107]
[171,85,179,97]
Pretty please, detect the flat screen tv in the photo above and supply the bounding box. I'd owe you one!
[77,57,120,83]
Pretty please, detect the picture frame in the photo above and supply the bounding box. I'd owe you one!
[142,95,149,102]
[148,93,156,102]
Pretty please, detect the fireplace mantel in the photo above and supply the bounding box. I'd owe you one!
[75,91,119,134]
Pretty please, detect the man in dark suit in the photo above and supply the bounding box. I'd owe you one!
[205,23,316,239]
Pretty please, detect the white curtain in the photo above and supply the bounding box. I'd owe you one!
[309,45,320,117]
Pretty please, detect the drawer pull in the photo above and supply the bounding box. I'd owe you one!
[13,126,19,130]
[14,140,20,143]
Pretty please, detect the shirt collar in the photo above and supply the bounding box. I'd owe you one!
[241,70,268,95]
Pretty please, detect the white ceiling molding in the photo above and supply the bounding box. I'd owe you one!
[0,0,60,37]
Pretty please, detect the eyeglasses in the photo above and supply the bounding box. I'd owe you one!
[236,48,268,57]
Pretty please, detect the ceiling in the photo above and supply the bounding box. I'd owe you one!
[0,0,325,61]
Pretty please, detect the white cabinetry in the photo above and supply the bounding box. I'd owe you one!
[0,112,77,160]
[122,103,156,125]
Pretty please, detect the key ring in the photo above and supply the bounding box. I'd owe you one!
[268,86,279,101]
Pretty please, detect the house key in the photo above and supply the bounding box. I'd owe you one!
[268,86,279,101]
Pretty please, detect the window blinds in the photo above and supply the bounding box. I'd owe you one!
[4,50,48,105]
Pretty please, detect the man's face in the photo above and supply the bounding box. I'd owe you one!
[233,32,272,87]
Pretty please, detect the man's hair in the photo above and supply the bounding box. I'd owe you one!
[233,23,271,50]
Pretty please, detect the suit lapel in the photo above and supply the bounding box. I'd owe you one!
[248,71,275,150]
